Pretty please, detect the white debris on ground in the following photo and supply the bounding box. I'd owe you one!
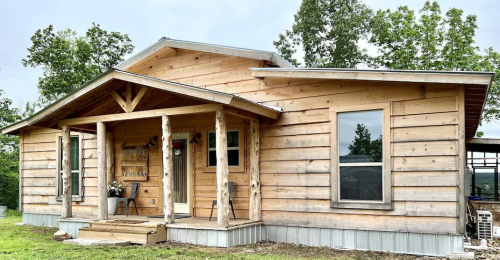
[63,239,130,246]
[465,239,500,260]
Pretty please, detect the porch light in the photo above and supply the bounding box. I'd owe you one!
[189,133,202,144]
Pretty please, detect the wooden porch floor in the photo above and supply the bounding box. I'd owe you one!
[64,215,259,230]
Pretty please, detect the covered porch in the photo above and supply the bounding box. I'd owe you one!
[9,69,280,232]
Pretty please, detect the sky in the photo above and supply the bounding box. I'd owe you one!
[0,0,499,137]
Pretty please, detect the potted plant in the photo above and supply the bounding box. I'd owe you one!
[107,181,123,215]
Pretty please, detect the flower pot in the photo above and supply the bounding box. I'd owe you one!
[0,206,7,219]
[108,197,118,215]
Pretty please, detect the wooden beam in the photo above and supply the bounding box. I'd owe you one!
[225,107,259,121]
[97,122,108,220]
[106,132,114,183]
[129,86,148,112]
[249,119,261,221]
[61,125,72,218]
[19,130,24,212]
[126,83,132,112]
[216,110,230,227]
[457,86,466,234]
[162,115,174,224]
[58,104,223,126]
[110,91,128,113]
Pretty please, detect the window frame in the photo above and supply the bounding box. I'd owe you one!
[55,132,84,202]
[330,103,392,210]
[203,124,245,173]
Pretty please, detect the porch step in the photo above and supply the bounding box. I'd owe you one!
[78,223,166,245]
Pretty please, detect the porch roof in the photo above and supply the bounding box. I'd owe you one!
[2,69,281,135]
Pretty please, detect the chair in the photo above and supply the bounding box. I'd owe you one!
[209,182,237,221]
[115,183,139,216]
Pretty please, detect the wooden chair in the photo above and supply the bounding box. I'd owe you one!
[209,182,237,221]
[115,183,139,216]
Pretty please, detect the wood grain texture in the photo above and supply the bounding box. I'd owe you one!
[249,119,261,221]
[97,122,108,220]
[162,115,174,224]
[215,110,230,227]
[61,126,72,218]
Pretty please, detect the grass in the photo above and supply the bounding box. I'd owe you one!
[0,214,427,260]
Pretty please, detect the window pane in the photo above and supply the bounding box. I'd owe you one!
[208,132,216,149]
[228,150,239,166]
[340,166,382,201]
[71,137,79,171]
[72,172,79,196]
[338,110,383,163]
[208,151,217,166]
[227,131,239,147]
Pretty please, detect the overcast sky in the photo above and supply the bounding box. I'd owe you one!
[0,0,498,137]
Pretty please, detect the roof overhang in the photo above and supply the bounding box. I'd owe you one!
[115,38,295,71]
[251,68,493,85]
[2,69,281,135]
[466,138,500,153]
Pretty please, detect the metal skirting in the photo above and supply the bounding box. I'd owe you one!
[167,224,264,247]
[263,225,464,257]
[23,213,60,228]
[58,220,91,238]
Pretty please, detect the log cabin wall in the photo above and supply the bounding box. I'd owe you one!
[128,49,463,234]
[21,127,99,216]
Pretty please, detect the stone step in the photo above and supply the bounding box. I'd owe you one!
[63,239,130,246]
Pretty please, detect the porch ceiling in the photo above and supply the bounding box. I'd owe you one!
[2,69,281,135]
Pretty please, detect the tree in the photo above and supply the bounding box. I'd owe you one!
[22,23,134,103]
[0,90,23,209]
[348,124,382,162]
[278,0,500,133]
[274,0,372,68]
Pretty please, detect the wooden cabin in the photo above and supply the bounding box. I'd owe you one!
[3,38,494,256]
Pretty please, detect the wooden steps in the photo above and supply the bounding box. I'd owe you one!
[78,221,166,245]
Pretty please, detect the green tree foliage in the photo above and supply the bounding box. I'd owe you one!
[274,0,373,68]
[278,0,500,132]
[348,124,382,162]
[0,90,23,209]
[22,23,134,102]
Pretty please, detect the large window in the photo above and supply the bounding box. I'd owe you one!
[56,134,83,201]
[330,104,391,210]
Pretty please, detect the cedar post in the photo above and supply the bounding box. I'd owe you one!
[97,122,108,220]
[61,125,72,218]
[249,119,261,221]
[216,110,230,227]
[162,115,175,224]
[105,132,114,183]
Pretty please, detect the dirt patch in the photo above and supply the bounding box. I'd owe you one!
[152,241,448,260]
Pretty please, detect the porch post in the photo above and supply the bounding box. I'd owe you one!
[162,115,175,224]
[249,119,261,221]
[105,132,114,183]
[61,125,72,218]
[216,110,230,227]
[97,122,108,220]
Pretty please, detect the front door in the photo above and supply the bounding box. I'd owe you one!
[172,132,190,214]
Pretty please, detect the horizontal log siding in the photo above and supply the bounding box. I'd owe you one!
[21,127,98,216]
[128,51,461,233]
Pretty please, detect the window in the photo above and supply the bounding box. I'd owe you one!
[207,130,240,167]
[203,124,245,172]
[56,134,83,201]
[330,104,391,210]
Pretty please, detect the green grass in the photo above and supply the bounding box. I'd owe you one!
[0,215,343,260]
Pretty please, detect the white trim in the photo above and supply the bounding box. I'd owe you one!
[55,132,83,202]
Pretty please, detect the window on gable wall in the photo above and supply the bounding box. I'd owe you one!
[330,103,392,210]
[57,135,82,200]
